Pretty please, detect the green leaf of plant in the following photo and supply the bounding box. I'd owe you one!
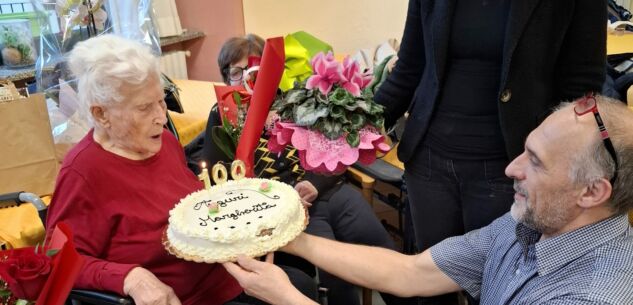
[367,101,385,115]
[293,98,329,126]
[361,88,374,100]
[346,132,360,147]
[211,126,236,159]
[281,108,294,121]
[221,116,238,143]
[285,89,308,105]
[232,91,242,109]
[348,113,366,129]
[375,117,385,128]
[366,115,385,128]
[330,105,345,119]
[46,249,60,257]
[319,119,344,140]
[315,91,329,104]
[329,87,353,106]
[344,100,372,112]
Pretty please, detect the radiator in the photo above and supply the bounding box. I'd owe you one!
[160,51,189,80]
[152,0,183,37]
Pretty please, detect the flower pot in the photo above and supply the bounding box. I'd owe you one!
[0,19,37,68]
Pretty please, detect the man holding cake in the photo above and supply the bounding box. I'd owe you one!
[224,95,633,304]
[46,35,317,305]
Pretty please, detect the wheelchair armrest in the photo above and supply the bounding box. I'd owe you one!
[0,192,23,209]
[68,289,134,305]
[0,192,47,211]
[352,159,403,183]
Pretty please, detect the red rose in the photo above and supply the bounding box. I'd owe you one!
[0,248,52,301]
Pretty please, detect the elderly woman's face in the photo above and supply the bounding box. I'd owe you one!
[101,76,167,160]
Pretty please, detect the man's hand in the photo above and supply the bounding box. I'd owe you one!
[123,267,181,305]
[223,253,317,305]
[294,181,318,207]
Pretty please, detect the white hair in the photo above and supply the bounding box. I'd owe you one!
[67,34,160,124]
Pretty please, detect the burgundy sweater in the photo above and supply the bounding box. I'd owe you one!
[46,129,242,305]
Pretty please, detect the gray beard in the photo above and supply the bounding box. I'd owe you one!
[511,198,569,235]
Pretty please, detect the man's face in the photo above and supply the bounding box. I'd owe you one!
[505,107,594,235]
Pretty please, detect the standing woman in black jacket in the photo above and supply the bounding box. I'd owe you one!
[374,1,606,304]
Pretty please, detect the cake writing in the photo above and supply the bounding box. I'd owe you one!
[193,193,248,210]
[192,189,280,211]
[198,202,278,226]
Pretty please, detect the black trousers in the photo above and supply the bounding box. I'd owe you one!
[404,145,514,305]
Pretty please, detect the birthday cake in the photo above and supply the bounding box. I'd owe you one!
[165,177,307,263]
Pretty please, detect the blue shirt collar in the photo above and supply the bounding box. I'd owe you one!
[514,215,630,275]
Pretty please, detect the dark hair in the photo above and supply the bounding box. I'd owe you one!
[217,34,265,84]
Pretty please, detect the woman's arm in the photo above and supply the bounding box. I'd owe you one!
[123,267,181,305]
[554,0,607,101]
[47,168,136,295]
[374,0,427,128]
[224,253,318,305]
[48,168,181,305]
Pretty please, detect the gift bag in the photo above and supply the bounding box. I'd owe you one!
[0,93,59,196]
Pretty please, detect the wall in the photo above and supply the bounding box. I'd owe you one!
[173,0,245,82]
[243,0,408,55]
[615,0,631,10]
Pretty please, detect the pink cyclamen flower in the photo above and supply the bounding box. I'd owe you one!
[306,52,344,95]
[341,57,373,97]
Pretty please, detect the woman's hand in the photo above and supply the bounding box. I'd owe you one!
[223,254,317,305]
[123,267,181,305]
[294,181,318,207]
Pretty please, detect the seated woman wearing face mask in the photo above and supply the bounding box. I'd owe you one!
[202,34,414,305]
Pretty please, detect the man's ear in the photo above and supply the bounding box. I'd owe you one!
[578,178,612,209]
[90,105,109,128]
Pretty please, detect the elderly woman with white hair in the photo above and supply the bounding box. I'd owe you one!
[46,34,316,305]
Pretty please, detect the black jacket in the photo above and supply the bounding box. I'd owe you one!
[374,0,607,162]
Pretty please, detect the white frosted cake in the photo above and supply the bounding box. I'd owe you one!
[165,178,307,263]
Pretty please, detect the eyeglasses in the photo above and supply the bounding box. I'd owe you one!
[573,93,619,184]
[225,65,248,82]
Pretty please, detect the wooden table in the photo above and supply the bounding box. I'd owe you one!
[607,32,633,109]
[607,31,633,55]
[170,79,222,145]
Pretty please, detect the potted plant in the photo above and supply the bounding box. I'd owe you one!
[0,20,36,68]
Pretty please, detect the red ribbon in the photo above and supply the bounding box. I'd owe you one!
[234,37,285,177]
